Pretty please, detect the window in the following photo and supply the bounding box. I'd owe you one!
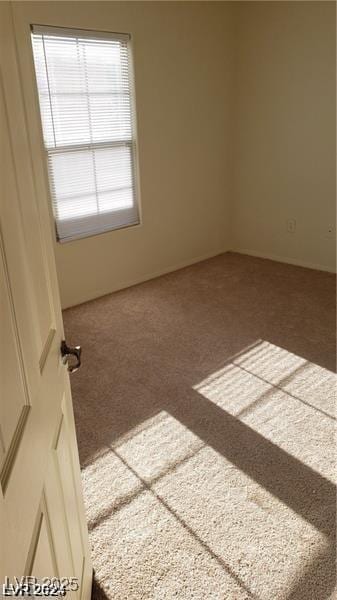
[31,26,139,242]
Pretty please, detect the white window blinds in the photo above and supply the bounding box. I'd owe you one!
[31,26,139,242]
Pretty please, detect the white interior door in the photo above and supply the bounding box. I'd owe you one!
[0,3,92,595]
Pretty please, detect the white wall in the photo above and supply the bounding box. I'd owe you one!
[232,1,336,273]
[13,1,234,308]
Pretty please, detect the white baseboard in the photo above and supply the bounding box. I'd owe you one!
[63,247,229,309]
[232,248,336,274]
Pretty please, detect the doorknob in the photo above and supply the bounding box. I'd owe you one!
[61,340,82,373]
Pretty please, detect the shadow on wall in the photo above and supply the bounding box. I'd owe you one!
[63,253,336,600]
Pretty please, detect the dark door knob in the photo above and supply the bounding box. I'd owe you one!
[61,340,82,373]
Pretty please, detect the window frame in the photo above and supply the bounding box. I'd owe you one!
[31,24,141,243]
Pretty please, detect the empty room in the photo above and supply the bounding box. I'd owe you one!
[1,1,336,599]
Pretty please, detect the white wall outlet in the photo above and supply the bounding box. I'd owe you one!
[286,218,296,233]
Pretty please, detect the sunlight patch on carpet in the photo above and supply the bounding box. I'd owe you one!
[81,402,333,600]
[193,341,336,483]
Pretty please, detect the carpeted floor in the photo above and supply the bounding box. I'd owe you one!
[63,252,336,600]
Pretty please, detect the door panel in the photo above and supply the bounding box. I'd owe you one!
[0,3,92,595]
[54,411,85,582]
[0,14,55,359]
[29,501,58,579]
[0,233,29,468]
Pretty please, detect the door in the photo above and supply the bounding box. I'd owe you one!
[0,3,92,596]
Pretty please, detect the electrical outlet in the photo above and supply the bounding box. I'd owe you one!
[326,224,335,239]
[286,219,296,233]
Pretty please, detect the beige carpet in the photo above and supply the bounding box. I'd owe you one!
[63,252,336,600]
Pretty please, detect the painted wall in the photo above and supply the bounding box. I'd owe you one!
[232,1,336,273]
[13,1,234,308]
[13,1,336,308]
